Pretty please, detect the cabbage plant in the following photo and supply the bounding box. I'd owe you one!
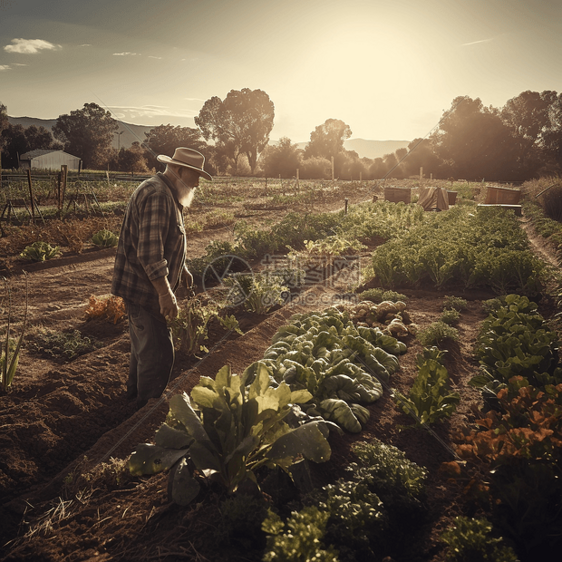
[128,363,337,505]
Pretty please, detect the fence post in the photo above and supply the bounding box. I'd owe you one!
[60,165,68,214]
[26,170,35,223]
[331,157,335,181]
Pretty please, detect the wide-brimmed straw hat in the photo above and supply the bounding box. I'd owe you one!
[157,147,212,181]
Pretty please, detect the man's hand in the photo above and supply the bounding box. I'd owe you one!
[158,290,179,319]
[151,276,179,319]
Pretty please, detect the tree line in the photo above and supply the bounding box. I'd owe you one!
[1,88,561,181]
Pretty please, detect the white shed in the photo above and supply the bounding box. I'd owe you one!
[19,149,81,171]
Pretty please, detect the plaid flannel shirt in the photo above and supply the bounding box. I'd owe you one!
[112,173,186,316]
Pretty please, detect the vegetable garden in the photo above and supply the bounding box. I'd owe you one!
[1,175,562,561]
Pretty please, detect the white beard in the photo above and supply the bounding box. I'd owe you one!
[177,186,196,208]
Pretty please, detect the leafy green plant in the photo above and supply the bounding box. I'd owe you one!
[128,363,336,505]
[262,507,339,562]
[349,439,427,501]
[356,288,407,304]
[299,438,427,560]
[392,347,460,427]
[28,327,102,360]
[20,241,61,262]
[91,229,118,248]
[170,298,224,355]
[443,295,468,311]
[1,275,28,392]
[473,294,562,391]
[441,516,519,562]
[224,273,288,314]
[417,321,459,347]
[258,308,406,432]
[441,308,461,326]
[288,235,366,260]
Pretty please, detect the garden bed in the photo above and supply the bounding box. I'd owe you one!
[1,178,561,561]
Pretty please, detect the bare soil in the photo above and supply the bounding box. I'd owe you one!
[0,191,558,562]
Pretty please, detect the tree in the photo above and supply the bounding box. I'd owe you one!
[52,102,118,169]
[0,102,8,152]
[304,119,352,160]
[25,125,61,152]
[143,124,206,171]
[500,90,559,176]
[1,124,27,169]
[108,142,150,173]
[1,123,61,169]
[431,96,523,181]
[195,88,275,174]
[542,93,562,172]
[261,137,301,178]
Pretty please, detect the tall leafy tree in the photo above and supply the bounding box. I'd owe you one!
[1,124,27,169]
[1,123,60,168]
[109,142,149,173]
[540,92,562,173]
[52,102,118,169]
[261,137,301,178]
[304,119,352,160]
[24,125,60,151]
[195,88,275,174]
[431,96,523,181]
[500,90,559,176]
[143,124,206,171]
[0,102,8,153]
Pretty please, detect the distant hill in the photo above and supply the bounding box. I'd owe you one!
[8,116,152,149]
[8,117,410,159]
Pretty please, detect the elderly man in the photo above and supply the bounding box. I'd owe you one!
[112,147,212,407]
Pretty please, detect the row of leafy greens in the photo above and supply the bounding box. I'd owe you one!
[254,307,407,432]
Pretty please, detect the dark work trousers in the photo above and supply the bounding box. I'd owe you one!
[127,303,174,406]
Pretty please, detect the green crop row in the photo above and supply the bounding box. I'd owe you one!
[371,206,547,294]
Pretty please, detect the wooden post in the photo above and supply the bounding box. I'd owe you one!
[26,170,35,223]
[60,165,68,212]
[420,167,423,183]
[360,172,362,183]
[296,168,299,192]
[331,157,335,181]
[344,198,348,215]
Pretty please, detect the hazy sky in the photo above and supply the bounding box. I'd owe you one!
[1,0,561,142]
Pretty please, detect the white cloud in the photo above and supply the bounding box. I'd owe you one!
[0,65,11,71]
[148,55,162,60]
[462,38,494,47]
[112,52,139,56]
[107,104,198,121]
[79,44,92,47]
[4,38,61,54]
